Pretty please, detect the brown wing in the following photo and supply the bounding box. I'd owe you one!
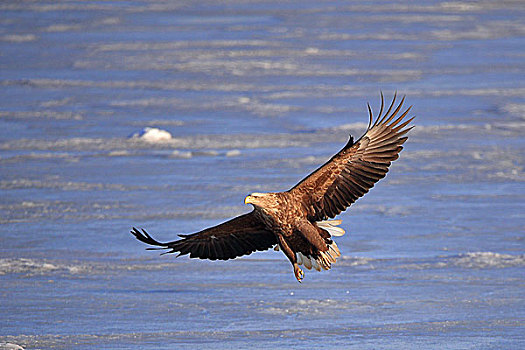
[131,211,276,260]
[289,93,414,221]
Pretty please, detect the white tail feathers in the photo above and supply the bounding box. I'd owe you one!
[317,220,346,236]
[329,241,341,258]
[296,241,341,271]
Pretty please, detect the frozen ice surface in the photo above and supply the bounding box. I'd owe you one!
[0,0,524,349]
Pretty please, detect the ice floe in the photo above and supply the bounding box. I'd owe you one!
[129,127,172,142]
[0,343,25,350]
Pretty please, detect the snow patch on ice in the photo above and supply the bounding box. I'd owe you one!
[129,127,172,142]
[225,149,241,157]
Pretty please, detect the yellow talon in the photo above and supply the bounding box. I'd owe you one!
[294,265,304,283]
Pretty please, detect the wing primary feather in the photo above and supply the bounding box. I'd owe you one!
[389,105,412,127]
[367,135,408,150]
[131,227,171,248]
[375,91,397,126]
[366,143,404,155]
[378,90,385,120]
[392,116,416,133]
[383,95,406,125]
[396,125,415,137]
[367,103,373,130]
[370,127,407,144]
[368,132,406,150]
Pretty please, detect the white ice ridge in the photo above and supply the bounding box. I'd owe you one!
[453,252,525,269]
[0,342,25,350]
[129,127,172,142]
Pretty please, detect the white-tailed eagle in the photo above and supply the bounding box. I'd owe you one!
[131,93,414,282]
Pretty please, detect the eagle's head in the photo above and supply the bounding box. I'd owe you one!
[244,192,276,209]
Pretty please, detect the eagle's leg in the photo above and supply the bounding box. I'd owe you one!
[277,234,304,283]
[296,220,327,252]
[294,264,304,282]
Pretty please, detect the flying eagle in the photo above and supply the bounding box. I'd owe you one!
[131,93,414,282]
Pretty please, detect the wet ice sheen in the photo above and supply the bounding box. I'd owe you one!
[0,1,524,349]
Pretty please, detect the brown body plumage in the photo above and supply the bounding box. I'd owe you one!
[131,93,414,282]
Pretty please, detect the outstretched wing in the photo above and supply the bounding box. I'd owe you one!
[131,211,277,260]
[289,93,414,221]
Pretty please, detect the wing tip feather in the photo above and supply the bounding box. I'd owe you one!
[367,103,373,130]
[369,93,414,139]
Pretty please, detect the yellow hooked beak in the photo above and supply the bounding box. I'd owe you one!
[244,195,253,205]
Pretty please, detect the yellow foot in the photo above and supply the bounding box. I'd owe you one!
[294,265,304,283]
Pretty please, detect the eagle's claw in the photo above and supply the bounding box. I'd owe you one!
[294,265,304,283]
